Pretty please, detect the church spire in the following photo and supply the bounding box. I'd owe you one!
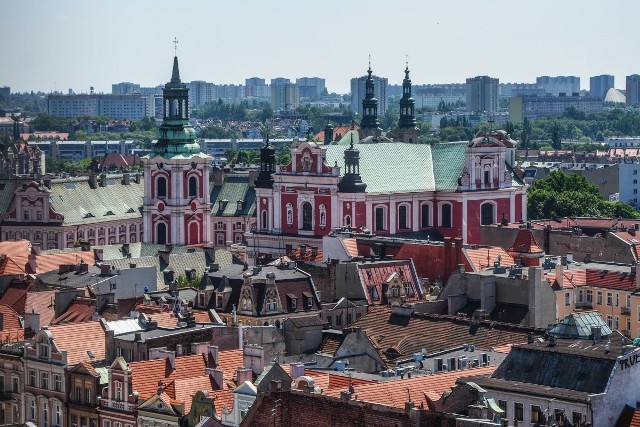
[397,59,417,143]
[361,58,380,136]
[171,55,181,83]
[338,131,366,193]
[255,132,275,188]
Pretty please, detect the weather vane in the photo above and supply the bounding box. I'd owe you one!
[406,54,409,68]
[368,54,371,69]
[173,37,179,56]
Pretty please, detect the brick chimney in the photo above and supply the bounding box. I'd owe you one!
[236,367,253,385]
[191,342,209,356]
[206,368,224,390]
[243,345,265,375]
[26,254,38,274]
[208,345,219,367]
[290,363,305,379]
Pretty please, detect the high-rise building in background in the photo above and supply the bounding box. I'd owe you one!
[536,76,580,95]
[187,80,214,106]
[245,77,270,99]
[271,81,299,111]
[626,75,640,107]
[590,75,614,98]
[350,74,388,115]
[0,86,10,99]
[112,82,141,95]
[46,94,153,120]
[296,77,326,99]
[466,76,498,113]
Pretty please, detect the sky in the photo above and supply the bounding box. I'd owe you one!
[2,0,639,95]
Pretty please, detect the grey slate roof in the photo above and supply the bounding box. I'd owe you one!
[0,180,17,216]
[210,173,256,217]
[93,243,205,261]
[42,174,143,226]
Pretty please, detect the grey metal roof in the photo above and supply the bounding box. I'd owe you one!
[210,173,256,217]
[106,318,144,336]
[115,324,220,342]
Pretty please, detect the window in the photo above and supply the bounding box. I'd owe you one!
[615,316,619,330]
[54,374,62,392]
[371,286,379,301]
[12,377,18,393]
[392,286,400,297]
[375,206,386,231]
[104,421,111,427]
[23,211,29,220]
[572,412,583,425]
[497,400,507,418]
[336,314,342,326]
[531,405,542,423]
[75,385,82,401]
[301,202,313,230]
[28,370,35,387]
[156,222,167,245]
[578,290,583,302]
[421,203,430,228]
[484,170,490,184]
[597,291,603,305]
[157,176,167,198]
[115,381,122,401]
[319,204,326,227]
[607,315,613,328]
[43,401,49,427]
[290,298,297,310]
[326,315,332,326]
[398,204,409,229]
[29,399,35,420]
[36,211,43,220]
[216,294,223,309]
[39,344,50,359]
[189,176,198,198]
[628,294,632,308]
[480,203,494,226]
[586,290,593,302]
[514,402,523,422]
[440,203,452,228]
[41,372,49,389]
[261,210,268,229]
[54,402,61,426]
[607,292,612,306]
[616,293,620,307]
[216,233,224,245]
[564,292,571,306]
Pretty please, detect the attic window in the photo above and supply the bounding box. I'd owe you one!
[104,210,115,216]
[126,208,135,213]
[84,213,94,218]
[371,287,379,301]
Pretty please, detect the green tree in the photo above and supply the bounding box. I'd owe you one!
[551,122,561,150]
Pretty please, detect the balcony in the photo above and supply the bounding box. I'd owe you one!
[622,306,632,315]
[575,301,593,310]
[100,399,133,412]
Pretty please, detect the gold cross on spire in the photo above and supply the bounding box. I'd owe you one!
[173,37,179,56]
[406,54,409,68]
[368,54,371,68]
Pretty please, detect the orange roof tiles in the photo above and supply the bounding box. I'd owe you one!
[289,247,324,263]
[341,238,358,259]
[48,321,106,366]
[0,304,25,342]
[325,366,495,408]
[350,307,543,366]
[464,246,513,271]
[303,369,377,392]
[507,229,544,254]
[546,268,638,292]
[615,406,640,427]
[52,297,96,324]
[0,240,31,258]
[137,309,211,329]
[0,250,95,276]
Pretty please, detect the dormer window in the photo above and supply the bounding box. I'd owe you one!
[371,287,379,301]
[39,344,49,359]
[115,381,122,401]
[290,297,297,310]
[391,286,400,297]
[216,294,223,309]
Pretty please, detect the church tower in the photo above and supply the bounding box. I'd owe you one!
[338,134,367,193]
[397,64,418,143]
[143,51,212,245]
[360,64,381,138]
[254,134,276,232]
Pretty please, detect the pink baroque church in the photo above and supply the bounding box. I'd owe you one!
[247,65,527,261]
[143,55,212,245]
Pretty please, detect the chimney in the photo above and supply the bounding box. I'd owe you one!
[99,264,111,275]
[24,312,40,333]
[99,172,107,187]
[94,248,104,262]
[208,345,219,367]
[236,367,253,385]
[27,254,38,274]
[203,244,216,265]
[191,342,209,356]
[340,391,352,401]
[243,345,265,375]
[154,349,176,370]
[176,344,183,356]
[89,173,97,189]
[123,172,130,185]
[122,243,130,257]
[158,250,170,266]
[555,263,564,289]
[134,332,142,342]
[207,368,224,390]
[290,363,305,379]
[454,237,463,267]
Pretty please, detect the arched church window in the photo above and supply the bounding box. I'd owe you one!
[157,176,167,198]
[156,222,167,245]
[440,204,452,228]
[481,203,495,226]
[375,206,386,231]
[301,202,312,230]
[398,204,409,229]
[421,203,430,228]
[188,176,198,198]
[344,215,351,227]
[261,210,268,230]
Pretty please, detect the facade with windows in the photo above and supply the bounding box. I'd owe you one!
[1,174,143,249]
[210,172,257,248]
[67,362,102,427]
[97,358,136,427]
[249,129,526,262]
[23,330,67,427]
[0,343,25,426]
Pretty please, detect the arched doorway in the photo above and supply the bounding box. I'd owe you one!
[157,222,167,244]
[301,202,313,230]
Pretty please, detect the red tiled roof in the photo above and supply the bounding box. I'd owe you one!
[341,238,358,259]
[0,281,31,314]
[303,369,377,393]
[1,251,95,276]
[547,268,638,292]
[356,260,421,305]
[98,153,138,170]
[314,125,360,142]
[394,243,447,281]
[289,247,323,263]
[507,229,544,254]
[144,310,211,329]
[463,246,513,271]
[48,321,106,366]
[0,304,25,342]
[326,366,496,408]
[349,307,543,366]
[0,240,31,258]
[51,297,96,324]
[615,406,640,427]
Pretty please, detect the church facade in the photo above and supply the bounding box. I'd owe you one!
[246,65,527,262]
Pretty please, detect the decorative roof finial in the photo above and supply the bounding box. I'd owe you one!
[350,133,354,149]
[173,37,179,56]
[368,54,372,76]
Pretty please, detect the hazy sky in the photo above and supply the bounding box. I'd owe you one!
[2,0,639,94]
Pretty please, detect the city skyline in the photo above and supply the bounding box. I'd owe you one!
[1,0,639,95]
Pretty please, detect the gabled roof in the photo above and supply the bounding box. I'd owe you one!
[52,297,96,325]
[463,246,513,271]
[0,304,24,342]
[507,228,544,254]
[323,366,495,408]
[210,173,256,217]
[347,307,543,366]
[356,259,422,305]
[48,320,106,366]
